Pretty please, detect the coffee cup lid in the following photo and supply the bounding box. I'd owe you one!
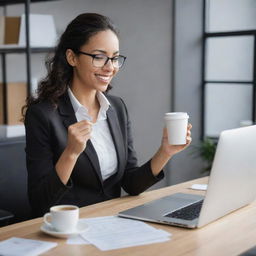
[164,112,189,120]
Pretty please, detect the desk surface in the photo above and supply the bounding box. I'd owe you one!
[1,177,255,256]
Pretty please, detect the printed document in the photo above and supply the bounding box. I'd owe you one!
[79,216,171,251]
[0,237,57,256]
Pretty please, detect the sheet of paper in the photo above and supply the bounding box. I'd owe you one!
[190,184,208,191]
[80,216,171,251]
[0,237,57,256]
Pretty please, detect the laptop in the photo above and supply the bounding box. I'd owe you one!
[118,125,256,228]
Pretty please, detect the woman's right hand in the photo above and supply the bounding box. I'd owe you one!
[66,120,93,157]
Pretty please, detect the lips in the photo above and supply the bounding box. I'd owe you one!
[95,74,111,83]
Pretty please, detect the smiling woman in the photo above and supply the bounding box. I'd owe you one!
[22,13,192,218]
[65,29,120,98]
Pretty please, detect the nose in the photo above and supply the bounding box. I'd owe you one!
[102,59,115,71]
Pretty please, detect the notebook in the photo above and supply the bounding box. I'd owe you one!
[118,125,256,228]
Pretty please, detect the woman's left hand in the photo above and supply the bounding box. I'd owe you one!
[160,123,192,158]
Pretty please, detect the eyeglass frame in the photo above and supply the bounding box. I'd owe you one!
[76,50,127,68]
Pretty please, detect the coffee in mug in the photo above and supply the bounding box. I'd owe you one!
[164,112,189,145]
[43,205,79,232]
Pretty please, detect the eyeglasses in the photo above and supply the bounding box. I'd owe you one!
[77,51,127,68]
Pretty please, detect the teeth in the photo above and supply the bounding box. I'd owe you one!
[97,75,110,82]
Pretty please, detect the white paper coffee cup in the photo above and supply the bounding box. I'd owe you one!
[164,112,189,145]
[43,205,79,232]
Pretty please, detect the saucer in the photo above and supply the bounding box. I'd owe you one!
[40,220,89,238]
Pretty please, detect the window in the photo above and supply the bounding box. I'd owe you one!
[202,0,256,138]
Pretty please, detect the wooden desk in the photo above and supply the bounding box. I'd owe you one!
[0,177,255,256]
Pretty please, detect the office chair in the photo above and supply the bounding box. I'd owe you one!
[0,209,14,227]
[0,139,31,225]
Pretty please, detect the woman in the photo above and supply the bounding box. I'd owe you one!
[24,13,192,217]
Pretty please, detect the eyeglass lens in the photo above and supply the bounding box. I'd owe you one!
[93,55,125,68]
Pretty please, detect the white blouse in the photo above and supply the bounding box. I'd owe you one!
[68,88,118,181]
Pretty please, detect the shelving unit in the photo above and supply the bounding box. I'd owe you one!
[0,0,59,225]
[0,0,56,125]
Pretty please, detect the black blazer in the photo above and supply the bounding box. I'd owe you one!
[25,92,164,217]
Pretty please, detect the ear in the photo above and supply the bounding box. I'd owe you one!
[66,49,77,67]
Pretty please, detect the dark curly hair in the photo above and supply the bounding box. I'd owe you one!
[22,13,119,118]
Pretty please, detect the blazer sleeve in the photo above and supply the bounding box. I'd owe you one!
[25,104,72,217]
[119,98,165,195]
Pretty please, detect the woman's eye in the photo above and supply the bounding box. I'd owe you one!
[94,55,105,60]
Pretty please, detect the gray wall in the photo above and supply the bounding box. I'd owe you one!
[168,0,205,184]
[3,0,205,188]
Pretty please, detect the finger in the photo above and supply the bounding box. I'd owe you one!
[163,127,168,138]
[84,134,91,141]
[75,134,91,146]
[71,122,93,132]
[76,130,91,139]
[76,120,93,128]
[68,125,92,139]
[77,133,91,143]
[186,136,192,144]
[68,124,80,133]
[77,119,93,125]
[79,124,92,132]
[75,125,93,138]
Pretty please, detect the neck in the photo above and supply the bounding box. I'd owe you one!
[70,85,98,110]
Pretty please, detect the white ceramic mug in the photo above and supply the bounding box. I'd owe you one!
[43,205,79,232]
[164,112,189,145]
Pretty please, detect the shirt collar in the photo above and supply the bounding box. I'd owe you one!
[68,87,83,113]
[96,91,110,118]
[68,88,110,121]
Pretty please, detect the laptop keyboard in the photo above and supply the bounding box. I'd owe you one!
[165,200,204,220]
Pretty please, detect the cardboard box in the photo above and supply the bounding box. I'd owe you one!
[4,17,21,44]
[0,82,27,125]
[0,14,57,47]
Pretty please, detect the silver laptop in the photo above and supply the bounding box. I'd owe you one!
[118,125,256,228]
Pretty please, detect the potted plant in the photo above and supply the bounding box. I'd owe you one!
[192,138,217,174]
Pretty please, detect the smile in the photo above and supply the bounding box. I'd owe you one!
[95,74,111,83]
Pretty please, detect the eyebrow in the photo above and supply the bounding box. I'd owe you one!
[91,49,120,55]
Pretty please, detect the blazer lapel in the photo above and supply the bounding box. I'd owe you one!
[84,140,103,183]
[107,105,126,181]
[58,93,103,184]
